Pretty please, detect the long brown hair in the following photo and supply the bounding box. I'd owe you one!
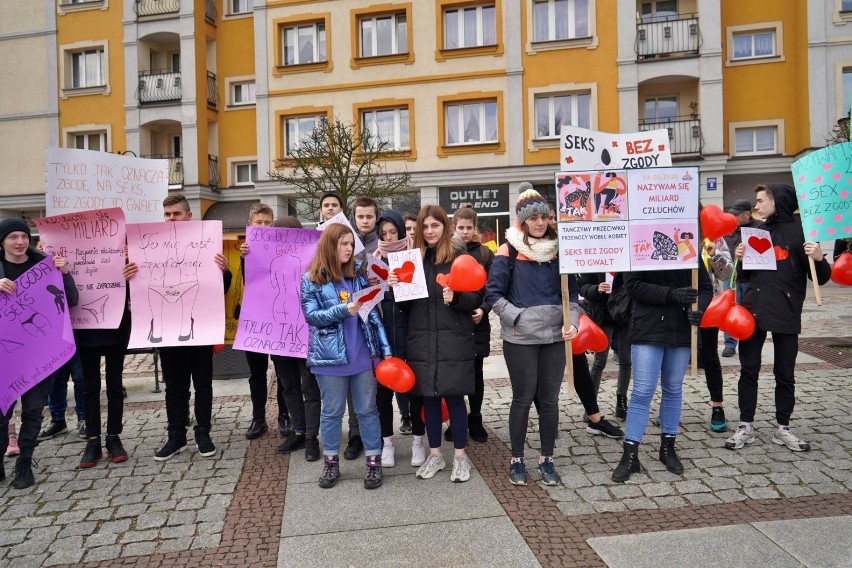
[308,223,356,284]
[414,205,454,264]
[452,203,481,242]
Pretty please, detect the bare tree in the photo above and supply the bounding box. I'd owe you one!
[269,117,412,220]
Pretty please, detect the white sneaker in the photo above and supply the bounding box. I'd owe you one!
[415,453,446,479]
[725,423,755,450]
[381,442,396,467]
[411,439,426,467]
[450,455,471,483]
[772,426,811,452]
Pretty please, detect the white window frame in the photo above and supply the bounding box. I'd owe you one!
[726,22,784,67]
[231,80,256,106]
[443,4,496,49]
[63,124,112,153]
[643,95,679,124]
[359,13,407,57]
[840,64,852,119]
[73,132,107,151]
[729,120,784,157]
[234,162,258,186]
[60,41,110,97]
[282,22,326,66]
[534,92,591,139]
[445,100,498,146]
[362,107,410,151]
[285,115,323,156]
[532,0,590,42]
[227,0,251,16]
[732,31,775,61]
[71,48,105,88]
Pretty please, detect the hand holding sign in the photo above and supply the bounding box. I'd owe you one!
[741,227,776,270]
[387,250,428,301]
[352,283,387,321]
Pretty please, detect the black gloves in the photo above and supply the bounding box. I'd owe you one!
[687,309,703,326]
[668,287,698,305]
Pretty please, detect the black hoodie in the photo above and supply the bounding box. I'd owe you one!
[741,184,831,334]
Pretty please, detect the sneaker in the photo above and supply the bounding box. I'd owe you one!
[154,432,187,461]
[5,434,20,457]
[194,427,217,457]
[77,420,87,439]
[105,435,128,463]
[381,442,396,467]
[509,458,527,486]
[37,421,67,441]
[586,416,624,439]
[468,413,488,443]
[276,432,306,455]
[725,423,755,450]
[721,347,736,358]
[11,457,36,489]
[450,455,472,483]
[538,457,560,486]
[411,439,426,467]
[364,456,383,489]
[122,386,128,399]
[399,415,413,435]
[772,426,811,452]
[304,437,321,462]
[245,419,268,440]
[318,456,340,489]
[278,416,293,437]
[343,435,363,460]
[710,407,727,433]
[79,439,102,469]
[443,426,453,442]
[415,453,446,479]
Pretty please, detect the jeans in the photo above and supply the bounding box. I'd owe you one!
[80,344,126,437]
[407,394,426,436]
[273,356,320,437]
[424,395,467,450]
[469,355,485,415]
[377,384,396,438]
[590,323,633,397]
[315,370,381,457]
[159,345,214,432]
[699,327,724,403]
[245,351,287,422]
[47,351,85,423]
[737,329,798,426]
[625,343,690,442]
[0,374,55,459]
[723,281,750,350]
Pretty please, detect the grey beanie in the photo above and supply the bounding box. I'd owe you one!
[515,183,550,225]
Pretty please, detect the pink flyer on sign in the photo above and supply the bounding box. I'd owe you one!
[628,219,700,272]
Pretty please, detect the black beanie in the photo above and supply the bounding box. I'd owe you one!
[0,218,31,245]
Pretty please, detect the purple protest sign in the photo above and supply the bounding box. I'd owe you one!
[126,220,225,348]
[34,208,127,329]
[234,226,321,358]
[0,257,76,414]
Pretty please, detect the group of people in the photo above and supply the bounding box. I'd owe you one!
[0,181,832,491]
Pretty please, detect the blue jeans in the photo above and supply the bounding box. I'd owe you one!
[625,344,690,442]
[315,370,381,458]
[48,351,85,422]
[723,281,750,350]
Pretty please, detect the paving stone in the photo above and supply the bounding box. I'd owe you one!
[157,536,195,553]
[120,529,160,544]
[85,532,118,547]
[652,496,689,509]
[195,520,225,536]
[673,480,711,494]
[100,519,132,534]
[744,487,781,500]
[114,503,149,518]
[57,521,98,538]
[121,540,158,557]
[7,526,61,556]
[0,528,29,546]
[575,485,611,502]
[190,534,221,550]
[48,535,84,553]
[167,510,197,525]
[175,496,207,511]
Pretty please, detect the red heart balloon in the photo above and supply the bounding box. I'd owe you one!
[700,205,738,241]
[370,263,388,280]
[747,236,772,255]
[394,261,416,283]
[420,397,450,423]
[774,246,789,261]
[724,305,755,341]
[701,289,735,329]
[571,313,609,354]
[831,251,852,286]
[375,356,415,393]
[445,254,487,292]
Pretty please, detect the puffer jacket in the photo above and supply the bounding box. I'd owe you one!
[466,239,493,357]
[300,264,391,368]
[705,237,733,296]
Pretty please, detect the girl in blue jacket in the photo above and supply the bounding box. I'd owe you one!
[300,223,391,490]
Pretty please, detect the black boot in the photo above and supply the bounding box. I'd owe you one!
[80,438,103,468]
[194,426,217,457]
[154,429,187,461]
[468,413,488,443]
[611,441,640,482]
[659,434,684,474]
[12,456,36,489]
[615,395,628,420]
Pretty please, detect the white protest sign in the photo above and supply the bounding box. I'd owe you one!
[352,283,387,321]
[387,249,428,302]
[741,227,776,271]
[367,256,390,283]
[605,272,614,292]
[560,126,672,171]
[318,211,364,255]
[627,167,699,221]
[558,221,631,273]
[45,147,167,223]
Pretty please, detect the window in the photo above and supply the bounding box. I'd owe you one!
[72,132,107,152]
[732,30,775,60]
[362,108,410,151]
[533,0,589,42]
[445,100,497,145]
[232,81,255,105]
[535,93,590,138]
[639,0,678,23]
[843,0,852,11]
[234,162,258,186]
[843,67,852,117]
[644,96,678,124]
[360,13,407,57]
[229,0,250,15]
[443,4,495,49]
[283,23,326,65]
[735,126,777,155]
[285,115,322,156]
[71,49,105,88]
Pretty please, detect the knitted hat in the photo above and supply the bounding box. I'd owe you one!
[515,184,550,225]
[0,218,31,245]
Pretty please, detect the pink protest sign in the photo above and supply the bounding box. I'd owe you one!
[791,142,852,240]
[556,171,628,221]
[34,208,127,329]
[628,220,700,271]
[126,220,225,348]
[0,257,76,413]
[234,226,321,357]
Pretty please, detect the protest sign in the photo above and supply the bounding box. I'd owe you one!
[558,221,631,273]
[353,283,387,321]
[0,258,76,413]
[791,141,852,241]
[234,227,321,357]
[34,208,127,329]
[628,167,698,221]
[318,211,364,255]
[368,257,390,283]
[556,171,628,221]
[741,227,777,270]
[45,148,167,223]
[388,249,428,301]
[629,219,700,271]
[126,220,225,348]
[560,126,672,171]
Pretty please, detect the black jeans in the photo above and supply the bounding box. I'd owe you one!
[0,374,55,459]
[407,394,425,436]
[505,341,565,458]
[590,323,633,397]
[272,356,320,437]
[469,355,485,416]
[245,351,287,422]
[377,383,396,438]
[80,345,126,437]
[699,327,724,403]
[573,352,600,417]
[738,329,798,425]
[159,345,214,431]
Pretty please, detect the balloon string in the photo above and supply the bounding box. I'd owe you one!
[729,258,738,289]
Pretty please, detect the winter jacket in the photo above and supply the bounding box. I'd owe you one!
[704,237,733,296]
[834,238,851,261]
[404,245,482,398]
[300,264,391,368]
[724,218,763,283]
[579,272,614,327]
[0,247,79,308]
[624,263,712,347]
[466,240,493,357]
[375,210,409,360]
[740,184,831,334]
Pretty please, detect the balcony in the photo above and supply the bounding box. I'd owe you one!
[636,13,701,61]
[206,72,218,109]
[133,0,179,18]
[142,154,183,186]
[205,0,216,24]
[639,116,702,157]
[137,70,181,105]
[208,155,220,189]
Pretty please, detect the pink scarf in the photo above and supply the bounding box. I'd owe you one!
[375,236,412,257]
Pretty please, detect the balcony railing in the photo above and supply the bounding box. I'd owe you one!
[208,155,220,189]
[143,154,184,186]
[205,0,217,23]
[206,71,218,109]
[133,0,179,18]
[639,116,703,157]
[636,13,701,60]
[137,70,181,104]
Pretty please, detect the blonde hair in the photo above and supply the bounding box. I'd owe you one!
[308,223,356,284]
[414,205,454,264]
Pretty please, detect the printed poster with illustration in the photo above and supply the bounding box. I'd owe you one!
[791,142,852,241]
[628,219,701,271]
[556,171,628,222]
[387,250,428,302]
[560,126,672,171]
